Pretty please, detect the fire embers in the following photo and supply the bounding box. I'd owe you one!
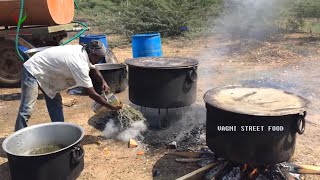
[204,162,301,180]
[172,150,309,180]
[203,162,306,180]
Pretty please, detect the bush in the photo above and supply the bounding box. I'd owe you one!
[76,0,223,37]
[281,0,320,32]
[113,0,223,37]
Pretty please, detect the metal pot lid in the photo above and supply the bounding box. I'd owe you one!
[95,63,126,70]
[203,86,308,116]
[125,57,198,69]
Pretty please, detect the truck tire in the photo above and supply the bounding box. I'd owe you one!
[0,38,34,86]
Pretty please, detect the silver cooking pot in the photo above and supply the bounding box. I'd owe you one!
[2,122,85,180]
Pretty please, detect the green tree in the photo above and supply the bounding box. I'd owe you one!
[76,0,223,37]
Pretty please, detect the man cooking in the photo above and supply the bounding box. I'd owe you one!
[15,40,122,131]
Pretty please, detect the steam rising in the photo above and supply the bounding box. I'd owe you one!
[102,119,119,139]
[107,0,299,146]
[117,121,147,141]
[214,0,289,39]
[102,120,147,142]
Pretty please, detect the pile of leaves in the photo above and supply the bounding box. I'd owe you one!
[117,104,146,129]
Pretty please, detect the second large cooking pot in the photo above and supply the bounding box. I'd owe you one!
[2,122,84,180]
[125,57,198,108]
[93,64,128,94]
[204,86,308,165]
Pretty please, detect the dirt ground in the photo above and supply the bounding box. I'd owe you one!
[1,33,320,180]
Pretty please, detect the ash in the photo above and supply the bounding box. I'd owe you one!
[218,164,302,180]
[222,167,241,180]
[176,124,206,149]
[142,104,207,149]
[143,124,206,149]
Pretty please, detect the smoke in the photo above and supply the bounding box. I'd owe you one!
[102,120,147,142]
[142,104,207,148]
[214,0,289,40]
[173,104,206,142]
[102,119,119,139]
[117,121,147,141]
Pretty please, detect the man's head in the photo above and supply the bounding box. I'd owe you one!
[85,40,107,64]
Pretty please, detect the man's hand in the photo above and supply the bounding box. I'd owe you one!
[112,102,123,111]
[86,87,119,111]
[102,82,110,92]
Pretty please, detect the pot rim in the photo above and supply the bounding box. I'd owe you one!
[95,63,127,71]
[203,85,309,116]
[127,64,199,69]
[2,122,84,157]
[125,57,199,69]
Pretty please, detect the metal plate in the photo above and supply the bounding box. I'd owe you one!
[125,57,198,69]
[204,86,308,116]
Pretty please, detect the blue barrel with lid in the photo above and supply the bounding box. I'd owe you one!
[132,33,162,58]
[79,34,108,49]
[79,34,108,63]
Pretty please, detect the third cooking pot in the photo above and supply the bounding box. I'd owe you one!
[204,86,308,165]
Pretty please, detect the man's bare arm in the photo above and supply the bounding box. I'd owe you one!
[89,68,110,92]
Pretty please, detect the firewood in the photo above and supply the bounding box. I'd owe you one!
[176,162,218,180]
[285,163,320,174]
[175,157,213,163]
[166,151,205,158]
[282,171,297,180]
[205,161,229,180]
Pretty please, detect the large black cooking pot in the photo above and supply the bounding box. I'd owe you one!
[93,64,128,94]
[2,122,84,180]
[125,57,198,108]
[204,86,308,165]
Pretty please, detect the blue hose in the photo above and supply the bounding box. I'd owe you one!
[74,0,80,10]
[60,21,88,46]
[15,0,25,61]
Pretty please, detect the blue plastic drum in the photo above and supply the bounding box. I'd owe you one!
[79,34,108,49]
[132,33,162,58]
[80,34,108,63]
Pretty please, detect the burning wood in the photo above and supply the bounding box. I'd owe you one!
[172,150,320,180]
[214,163,235,179]
[280,163,320,174]
[167,146,320,180]
[249,168,259,179]
[242,164,248,172]
[176,162,221,180]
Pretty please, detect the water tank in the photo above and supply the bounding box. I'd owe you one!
[0,0,74,26]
